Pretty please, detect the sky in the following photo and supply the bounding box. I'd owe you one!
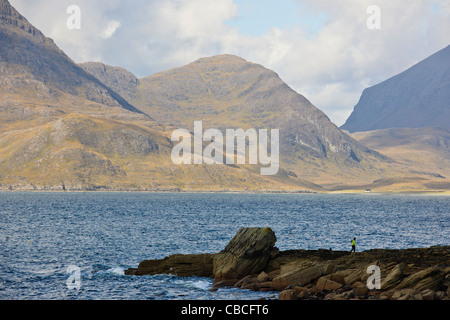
[9,0,450,126]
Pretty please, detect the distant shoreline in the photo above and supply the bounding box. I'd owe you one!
[0,189,449,195]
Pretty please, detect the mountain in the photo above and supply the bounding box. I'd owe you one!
[340,45,450,192]
[0,0,171,190]
[2,0,446,192]
[82,55,412,190]
[341,45,450,133]
[0,0,319,192]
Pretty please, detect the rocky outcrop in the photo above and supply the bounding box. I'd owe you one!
[125,228,450,300]
[213,227,277,285]
[125,253,214,277]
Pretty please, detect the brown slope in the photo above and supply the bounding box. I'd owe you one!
[351,127,450,192]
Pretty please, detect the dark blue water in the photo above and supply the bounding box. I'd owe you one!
[0,192,448,300]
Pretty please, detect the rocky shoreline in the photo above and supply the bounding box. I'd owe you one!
[125,227,450,300]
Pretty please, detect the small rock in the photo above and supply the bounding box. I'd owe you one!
[354,283,369,296]
[293,286,308,294]
[324,292,337,300]
[392,288,420,300]
[213,279,239,288]
[336,290,354,300]
[278,289,298,300]
[257,271,270,283]
[351,281,365,289]
[391,290,402,300]
[341,284,353,291]
[316,277,343,291]
[241,283,257,290]
[307,285,319,293]
[436,291,445,300]
[421,289,436,300]
[413,293,423,300]
[259,283,274,292]
[325,272,347,285]
[234,275,251,287]
[379,290,394,300]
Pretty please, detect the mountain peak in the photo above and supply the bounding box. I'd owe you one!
[0,0,50,45]
[192,54,249,64]
[0,0,145,115]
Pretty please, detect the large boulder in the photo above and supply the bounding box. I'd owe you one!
[213,227,277,284]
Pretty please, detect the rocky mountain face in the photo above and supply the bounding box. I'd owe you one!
[341,45,450,133]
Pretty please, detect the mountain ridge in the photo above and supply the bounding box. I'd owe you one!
[80,54,402,190]
[1,0,448,192]
[0,0,144,115]
[341,45,450,133]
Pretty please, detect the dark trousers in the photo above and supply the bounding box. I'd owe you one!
[350,245,355,252]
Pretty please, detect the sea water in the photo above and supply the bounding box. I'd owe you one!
[0,192,448,300]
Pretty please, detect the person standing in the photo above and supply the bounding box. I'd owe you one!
[350,237,356,252]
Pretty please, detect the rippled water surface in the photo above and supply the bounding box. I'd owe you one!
[0,192,448,300]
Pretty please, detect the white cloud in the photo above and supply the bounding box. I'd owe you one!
[101,21,121,39]
[7,0,450,126]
